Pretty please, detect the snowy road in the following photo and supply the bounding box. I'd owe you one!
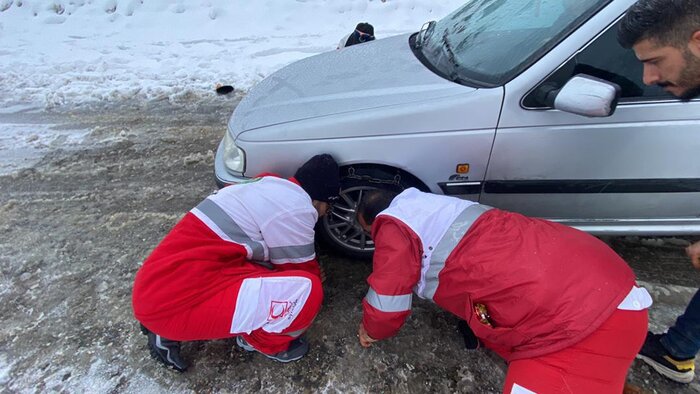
[0,102,699,393]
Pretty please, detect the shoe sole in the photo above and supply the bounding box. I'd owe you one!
[143,327,188,373]
[236,336,256,352]
[236,337,305,363]
[637,354,695,384]
[148,345,187,372]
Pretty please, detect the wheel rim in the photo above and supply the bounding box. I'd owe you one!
[322,185,376,253]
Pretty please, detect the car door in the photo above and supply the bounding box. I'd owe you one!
[481,8,700,234]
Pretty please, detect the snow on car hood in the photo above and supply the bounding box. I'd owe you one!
[229,33,472,136]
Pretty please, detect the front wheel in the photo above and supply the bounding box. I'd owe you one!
[319,166,416,259]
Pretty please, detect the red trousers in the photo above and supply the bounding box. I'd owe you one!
[140,264,323,355]
[502,308,648,393]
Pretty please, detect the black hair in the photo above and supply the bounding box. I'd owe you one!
[618,0,700,49]
[355,22,374,36]
[294,154,340,203]
[356,189,398,226]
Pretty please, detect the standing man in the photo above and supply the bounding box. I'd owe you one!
[132,154,339,371]
[636,242,700,383]
[618,0,700,383]
[355,188,651,393]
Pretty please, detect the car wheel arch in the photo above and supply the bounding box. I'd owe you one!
[338,163,430,193]
[318,163,428,259]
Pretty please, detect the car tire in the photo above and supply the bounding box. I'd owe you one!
[318,166,417,259]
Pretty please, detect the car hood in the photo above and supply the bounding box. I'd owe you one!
[229,33,472,135]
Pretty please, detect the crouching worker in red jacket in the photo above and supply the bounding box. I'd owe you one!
[132,154,340,371]
[355,188,652,393]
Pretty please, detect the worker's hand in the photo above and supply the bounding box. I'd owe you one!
[358,323,377,348]
[687,241,700,270]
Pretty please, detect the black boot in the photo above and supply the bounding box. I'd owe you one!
[236,335,309,363]
[140,324,190,372]
[457,320,482,350]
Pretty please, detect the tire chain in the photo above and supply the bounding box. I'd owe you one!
[344,167,402,187]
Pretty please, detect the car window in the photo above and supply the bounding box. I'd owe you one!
[418,0,610,87]
[524,21,673,108]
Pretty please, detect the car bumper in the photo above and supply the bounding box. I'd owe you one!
[214,139,251,188]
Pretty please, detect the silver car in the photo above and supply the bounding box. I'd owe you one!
[215,0,700,257]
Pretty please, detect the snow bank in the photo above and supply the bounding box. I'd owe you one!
[0,0,464,111]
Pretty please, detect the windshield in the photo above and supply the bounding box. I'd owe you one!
[419,0,610,87]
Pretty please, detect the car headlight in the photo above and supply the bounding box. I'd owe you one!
[222,131,246,174]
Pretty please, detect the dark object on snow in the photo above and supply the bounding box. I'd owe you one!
[216,85,234,95]
[344,22,375,47]
[457,320,482,350]
[140,323,190,372]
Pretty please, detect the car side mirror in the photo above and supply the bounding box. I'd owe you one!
[546,74,621,117]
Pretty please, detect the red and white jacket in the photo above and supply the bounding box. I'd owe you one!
[133,176,321,323]
[362,188,645,361]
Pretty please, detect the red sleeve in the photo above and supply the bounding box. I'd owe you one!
[362,216,423,340]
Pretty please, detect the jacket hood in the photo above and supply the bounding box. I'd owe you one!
[229,33,472,136]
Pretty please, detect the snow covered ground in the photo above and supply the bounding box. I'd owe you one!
[0,0,464,174]
[0,0,464,111]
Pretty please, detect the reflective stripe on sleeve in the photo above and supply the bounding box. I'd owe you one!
[365,287,412,313]
[423,204,493,301]
[192,198,265,261]
[269,243,316,263]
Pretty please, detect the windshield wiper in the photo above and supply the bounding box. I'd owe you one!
[416,20,435,49]
[441,30,461,82]
[413,21,471,86]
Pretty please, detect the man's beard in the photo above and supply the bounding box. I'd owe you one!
[676,48,700,101]
[678,85,700,101]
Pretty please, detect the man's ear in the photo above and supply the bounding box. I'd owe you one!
[689,30,700,57]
